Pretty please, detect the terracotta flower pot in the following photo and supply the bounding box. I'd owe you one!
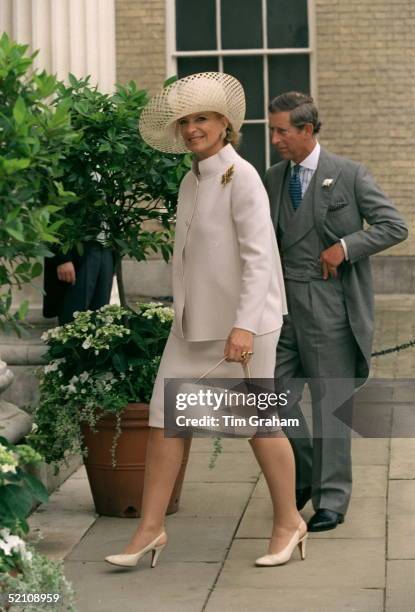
[80,403,191,517]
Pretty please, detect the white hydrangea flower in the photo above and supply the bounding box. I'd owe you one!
[0,531,26,556]
[0,463,17,474]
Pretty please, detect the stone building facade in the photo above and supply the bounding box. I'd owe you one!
[115,0,414,273]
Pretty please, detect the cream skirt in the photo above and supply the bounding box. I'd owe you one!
[149,329,280,429]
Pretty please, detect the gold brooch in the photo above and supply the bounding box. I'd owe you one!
[221,164,235,186]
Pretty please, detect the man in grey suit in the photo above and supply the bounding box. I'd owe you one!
[265,92,407,531]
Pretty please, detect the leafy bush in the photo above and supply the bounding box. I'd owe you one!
[0,33,76,331]
[30,303,173,465]
[0,437,48,535]
[0,530,76,611]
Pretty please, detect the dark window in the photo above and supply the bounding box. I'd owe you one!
[267,0,309,48]
[177,57,219,79]
[172,0,312,173]
[268,54,310,98]
[223,56,264,120]
[221,0,263,49]
[239,124,266,176]
[176,0,216,51]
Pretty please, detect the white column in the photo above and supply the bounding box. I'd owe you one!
[0,0,13,34]
[12,0,32,46]
[69,0,86,79]
[0,0,116,92]
[50,0,70,79]
[85,0,100,86]
[97,0,116,93]
[32,0,51,72]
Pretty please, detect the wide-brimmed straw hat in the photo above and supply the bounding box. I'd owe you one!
[138,72,246,154]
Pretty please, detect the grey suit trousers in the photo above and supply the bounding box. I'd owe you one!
[276,277,357,515]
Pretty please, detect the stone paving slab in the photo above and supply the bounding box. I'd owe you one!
[215,539,385,589]
[68,515,236,564]
[386,560,415,611]
[252,464,387,499]
[388,480,415,514]
[28,470,96,560]
[387,480,415,560]
[388,515,415,560]
[179,482,254,517]
[392,406,415,437]
[190,437,252,453]
[392,381,415,402]
[206,587,384,612]
[185,451,259,483]
[352,438,390,465]
[236,496,386,540]
[64,560,219,612]
[390,438,415,478]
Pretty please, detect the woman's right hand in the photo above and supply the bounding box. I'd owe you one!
[224,327,254,363]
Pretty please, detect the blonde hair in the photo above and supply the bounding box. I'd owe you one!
[224,124,241,147]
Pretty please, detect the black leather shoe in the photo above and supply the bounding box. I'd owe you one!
[296,487,312,511]
[307,509,344,532]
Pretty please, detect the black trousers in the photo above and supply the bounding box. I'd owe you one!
[58,243,114,325]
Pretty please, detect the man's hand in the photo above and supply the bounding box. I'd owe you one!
[319,243,345,279]
[57,262,76,284]
[224,327,254,362]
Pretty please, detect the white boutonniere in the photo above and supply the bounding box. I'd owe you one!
[221,164,235,186]
[322,178,334,188]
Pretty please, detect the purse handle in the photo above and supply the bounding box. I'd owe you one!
[197,357,251,382]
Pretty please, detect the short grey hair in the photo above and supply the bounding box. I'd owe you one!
[268,91,321,134]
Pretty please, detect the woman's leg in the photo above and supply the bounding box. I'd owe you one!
[249,435,306,554]
[122,428,185,553]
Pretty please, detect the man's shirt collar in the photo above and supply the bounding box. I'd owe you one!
[291,141,320,171]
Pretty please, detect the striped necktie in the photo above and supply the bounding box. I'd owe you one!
[289,164,302,211]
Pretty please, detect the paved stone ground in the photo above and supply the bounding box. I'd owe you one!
[27,297,415,612]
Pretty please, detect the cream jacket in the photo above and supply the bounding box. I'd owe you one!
[171,144,287,341]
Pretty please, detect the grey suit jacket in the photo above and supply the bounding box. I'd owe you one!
[264,147,408,380]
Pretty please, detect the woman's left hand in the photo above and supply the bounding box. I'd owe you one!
[224,327,254,363]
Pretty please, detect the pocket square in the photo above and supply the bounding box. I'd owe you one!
[328,200,349,212]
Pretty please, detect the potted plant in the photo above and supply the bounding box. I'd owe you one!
[30,303,190,517]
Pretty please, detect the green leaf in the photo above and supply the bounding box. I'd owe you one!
[21,472,49,503]
[68,73,79,88]
[1,484,33,519]
[14,262,31,275]
[5,226,25,242]
[31,261,43,277]
[17,300,29,320]
[112,352,128,372]
[2,158,31,174]
[12,96,27,125]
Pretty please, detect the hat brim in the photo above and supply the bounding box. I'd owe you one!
[138,72,246,154]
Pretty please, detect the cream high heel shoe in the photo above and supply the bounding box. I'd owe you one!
[105,532,166,568]
[255,522,307,567]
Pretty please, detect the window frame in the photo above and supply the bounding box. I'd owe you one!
[165,0,317,170]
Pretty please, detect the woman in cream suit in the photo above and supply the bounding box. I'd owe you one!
[106,73,307,568]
